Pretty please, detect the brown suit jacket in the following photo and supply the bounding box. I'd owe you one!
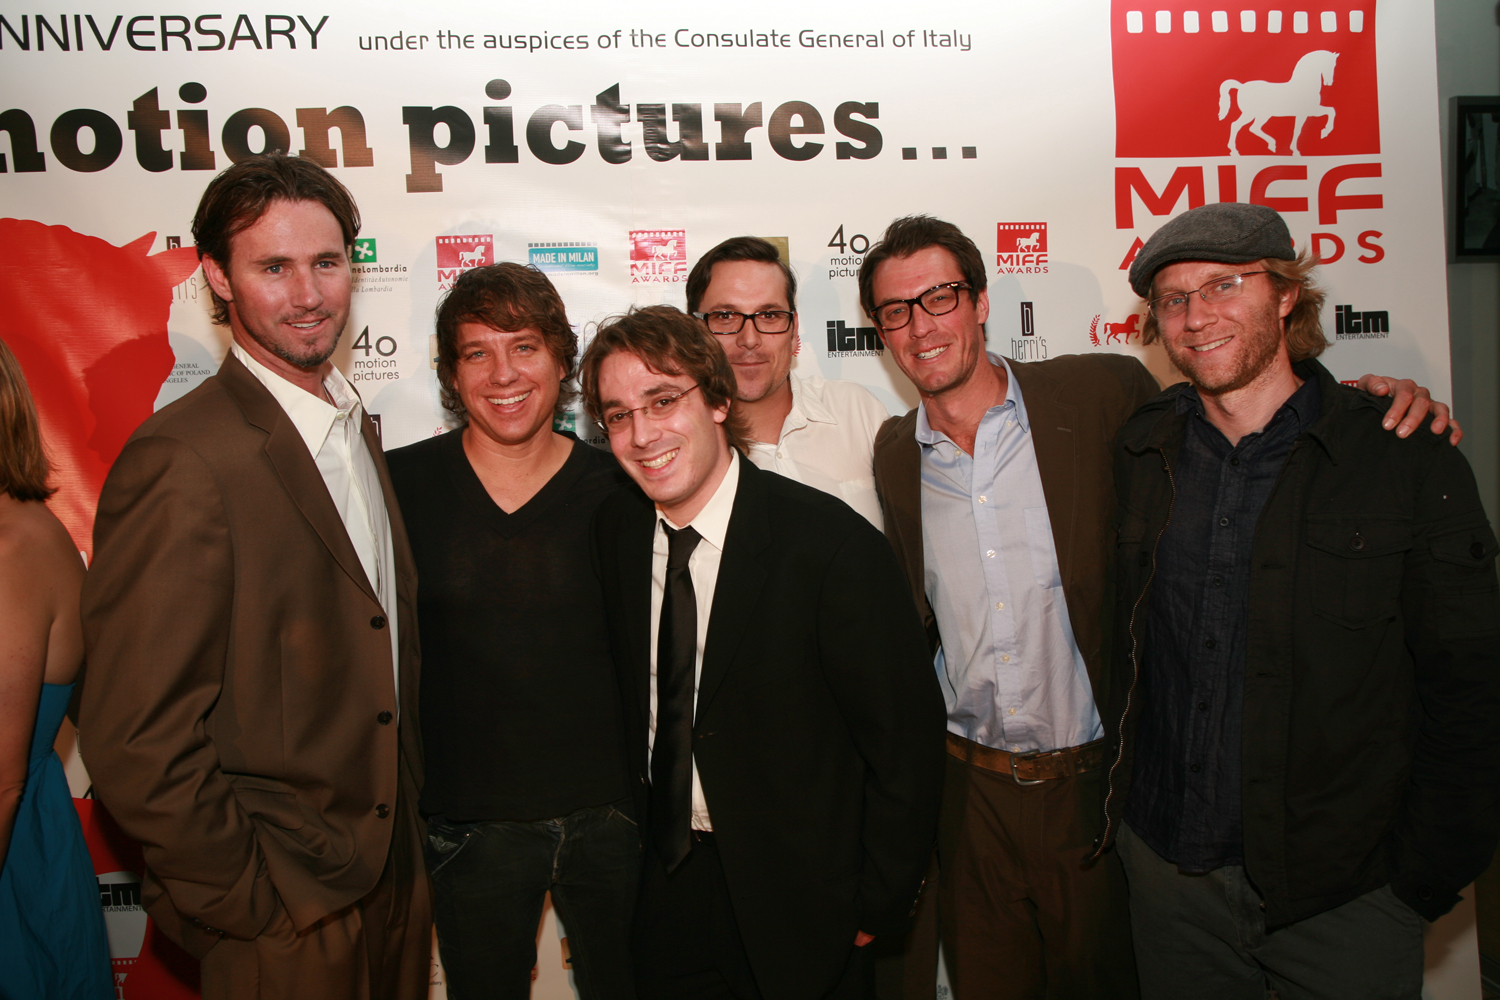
[79,354,422,958]
[872,353,1160,706]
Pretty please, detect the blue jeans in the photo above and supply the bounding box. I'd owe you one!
[424,800,640,1000]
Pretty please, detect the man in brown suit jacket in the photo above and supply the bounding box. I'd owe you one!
[861,216,1458,1000]
[79,154,430,1000]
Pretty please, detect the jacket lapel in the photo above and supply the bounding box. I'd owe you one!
[1010,360,1079,591]
[618,491,658,726]
[216,354,378,604]
[697,459,770,716]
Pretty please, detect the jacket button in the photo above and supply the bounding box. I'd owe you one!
[377,711,393,725]
[376,803,390,818]
[370,615,386,629]
[1349,533,1366,552]
[1138,552,1149,567]
[1473,541,1486,560]
[1418,886,1434,901]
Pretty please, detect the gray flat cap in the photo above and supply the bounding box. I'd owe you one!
[1128,202,1296,299]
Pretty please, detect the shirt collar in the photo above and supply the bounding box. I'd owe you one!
[661,448,739,553]
[1174,371,1322,439]
[914,352,1029,447]
[229,341,362,457]
[787,373,837,425]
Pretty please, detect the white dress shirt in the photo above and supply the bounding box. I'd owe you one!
[743,373,888,527]
[647,450,741,832]
[229,342,400,706]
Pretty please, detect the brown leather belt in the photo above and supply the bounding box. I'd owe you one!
[946,733,1108,785]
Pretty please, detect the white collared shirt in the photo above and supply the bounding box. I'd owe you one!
[229,342,400,708]
[648,449,741,832]
[743,373,888,527]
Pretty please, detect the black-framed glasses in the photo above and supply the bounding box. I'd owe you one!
[601,384,699,433]
[692,309,796,335]
[871,282,972,331]
[1147,271,1269,320]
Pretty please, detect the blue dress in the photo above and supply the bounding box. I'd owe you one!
[0,682,113,999]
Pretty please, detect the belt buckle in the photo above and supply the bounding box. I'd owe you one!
[1009,748,1047,786]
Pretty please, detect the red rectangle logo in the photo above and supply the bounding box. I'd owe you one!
[1112,1,1379,157]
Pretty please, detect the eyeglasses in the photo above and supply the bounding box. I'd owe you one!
[1147,271,1269,320]
[692,309,796,335]
[601,384,699,433]
[871,282,972,331]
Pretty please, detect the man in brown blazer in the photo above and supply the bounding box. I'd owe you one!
[861,216,1459,1000]
[79,153,430,1000]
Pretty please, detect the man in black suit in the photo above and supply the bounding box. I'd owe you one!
[580,305,946,1000]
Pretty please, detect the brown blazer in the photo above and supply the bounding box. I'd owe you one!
[872,353,1160,705]
[79,354,422,958]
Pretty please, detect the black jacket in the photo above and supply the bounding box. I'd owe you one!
[591,457,947,998]
[1101,359,1500,926]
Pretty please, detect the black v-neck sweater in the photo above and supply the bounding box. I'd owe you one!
[388,430,632,822]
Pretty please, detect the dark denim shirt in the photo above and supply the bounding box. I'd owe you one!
[1126,375,1321,872]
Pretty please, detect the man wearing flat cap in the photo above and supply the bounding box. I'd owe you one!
[1098,201,1500,998]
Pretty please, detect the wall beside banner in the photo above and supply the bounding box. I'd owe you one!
[1,0,1475,996]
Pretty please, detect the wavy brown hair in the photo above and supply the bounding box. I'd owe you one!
[0,338,55,501]
[579,305,748,452]
[191,152,361,326]
[1141,250,1328,362]
[858,215,987,322]
[434,263,579,421]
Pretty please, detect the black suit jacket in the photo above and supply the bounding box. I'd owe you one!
[593,458,946,999]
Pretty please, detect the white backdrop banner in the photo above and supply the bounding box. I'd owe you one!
[0,0,1452,996]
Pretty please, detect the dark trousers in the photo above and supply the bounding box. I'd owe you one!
[634,833,765,1000]
[424,799,640,1000]
[201,779,432,1000]
[1117,823,1424,1000]
[937,750,1137,1000]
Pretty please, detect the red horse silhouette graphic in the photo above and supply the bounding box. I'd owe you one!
[0,219,201,556]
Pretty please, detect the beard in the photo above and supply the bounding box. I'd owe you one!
[1165,298,1285,396]
[248,318,343,370]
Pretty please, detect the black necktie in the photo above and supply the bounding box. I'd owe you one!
[652,522,702,872]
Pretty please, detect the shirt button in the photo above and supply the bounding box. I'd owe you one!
[978,495,988,504]
[1001,654,1011,663]
[1008,707,1017,716]
[995,602,1004,610]
[1006,419,1014,427]
[1219,517,1230,527]
[370,615,387,630]
[375,803,390,818]
[1231,457,1240,467]
[986,550,996,558]
[377,711,393,725]
[1205,639,1216,650]
[1189,764,1201,773]
[1198,702,1208,711]
[777,451,785,459]
[1212,576,1223,586]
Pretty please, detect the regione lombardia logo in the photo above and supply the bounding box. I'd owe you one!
[629,230,688,284]
[1112,1,1379,157]
[436,234,493,290]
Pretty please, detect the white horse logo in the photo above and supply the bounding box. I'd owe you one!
[457,248,486,267]
[650,240,678,260]
[1219,50,1339,155]
[1015,232,1041,253]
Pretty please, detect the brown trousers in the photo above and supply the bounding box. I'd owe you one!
[936,749,1137,1000]
[200,785,432,1000]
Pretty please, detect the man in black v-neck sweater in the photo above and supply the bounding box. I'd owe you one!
[386,263,636,1000]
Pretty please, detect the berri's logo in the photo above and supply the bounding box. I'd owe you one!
[1112,1,1379,158]
[436,234,492,290]
[629,229,687,284]
[997,223,1048,274]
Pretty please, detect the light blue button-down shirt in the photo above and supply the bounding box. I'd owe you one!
[919,354,1101,754]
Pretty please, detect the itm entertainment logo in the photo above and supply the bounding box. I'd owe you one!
[1112,1,1386,271]
[436,234,493,290]
[826,319,884,358]
[1012,301,1048,360]
[1333,302,1389,339]
[630,230,686,284]
[530,241,598,274]
[997,223,1048,274]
